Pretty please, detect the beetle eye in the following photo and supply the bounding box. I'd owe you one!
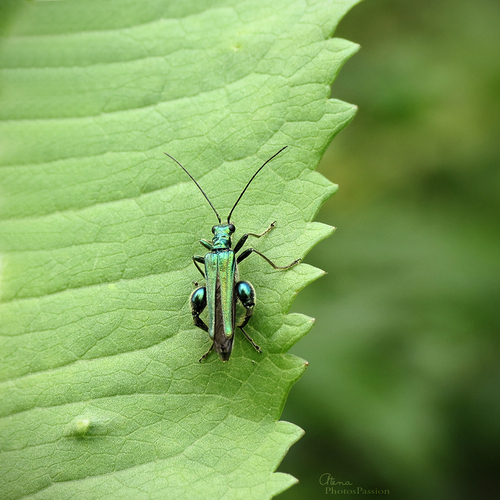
[228,224,235,233]
[211,226,216,234]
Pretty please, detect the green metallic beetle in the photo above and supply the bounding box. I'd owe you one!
[165,147,300,362]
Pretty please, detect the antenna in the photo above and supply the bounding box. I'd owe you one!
[164,152,222,224]
[226,146,288,223]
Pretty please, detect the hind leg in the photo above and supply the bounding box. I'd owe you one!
[235,281,261,353]
[190,286,214,362]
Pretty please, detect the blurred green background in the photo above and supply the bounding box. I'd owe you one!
[280,0,500,499]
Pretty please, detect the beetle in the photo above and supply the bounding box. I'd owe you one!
[165,146,300,362]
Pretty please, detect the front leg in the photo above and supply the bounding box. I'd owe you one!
[233,221,277,254]
[200,239,212,251]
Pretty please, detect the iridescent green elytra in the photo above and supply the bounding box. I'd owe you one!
[165,147,300,362]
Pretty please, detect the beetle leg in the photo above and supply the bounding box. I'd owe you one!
[236,280,255,328]
[199,239,212,251]
[190,286,208,332]
[199,343,214,363]
[233,221,276,254]
[191,285,213,361]
[192,255,206,278]
[237,247,301,269]
[235,280,261,353]
[239,327,262,353]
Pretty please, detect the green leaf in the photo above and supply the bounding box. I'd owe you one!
[0,1,359,498]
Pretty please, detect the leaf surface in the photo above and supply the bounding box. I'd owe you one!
[0,1,359,498]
